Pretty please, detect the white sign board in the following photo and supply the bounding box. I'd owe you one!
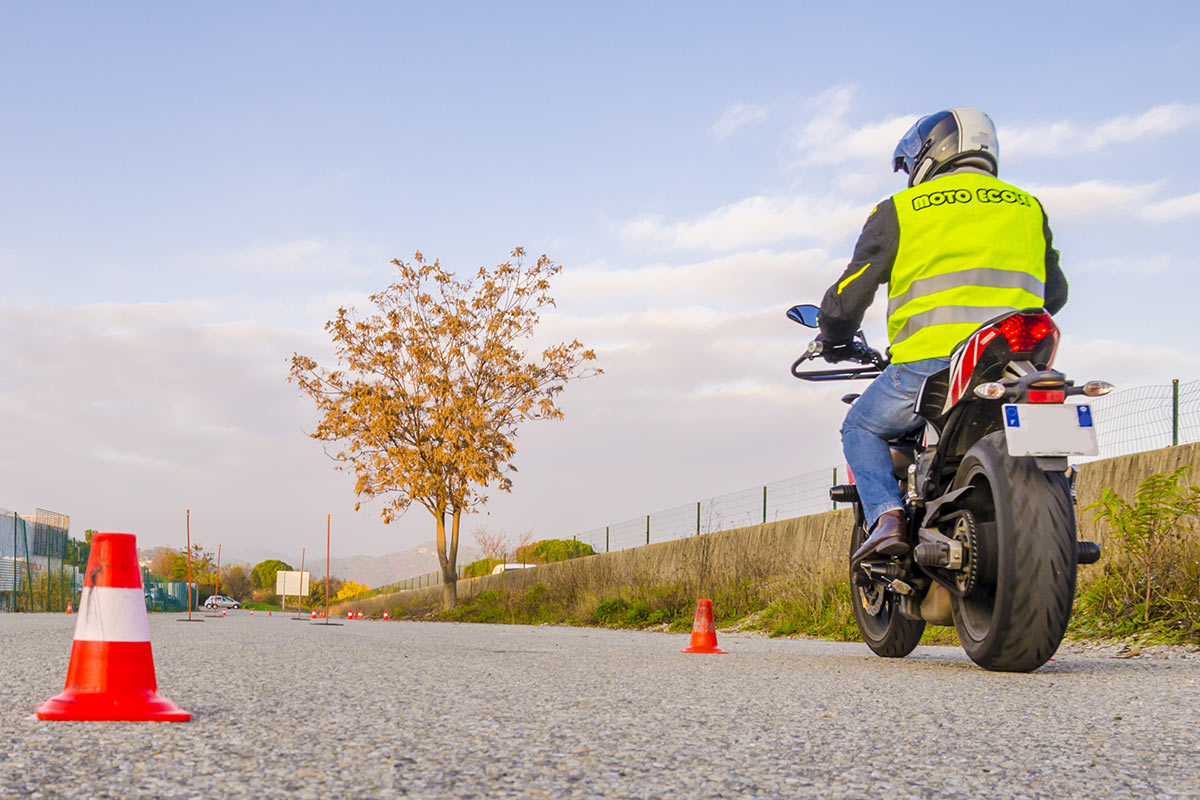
[275,570,310,597]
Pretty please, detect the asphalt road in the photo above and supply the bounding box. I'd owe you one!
[2,613,1198,799]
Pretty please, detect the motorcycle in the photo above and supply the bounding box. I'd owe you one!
[788,304,1110,672]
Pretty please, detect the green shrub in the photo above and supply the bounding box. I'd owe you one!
[516,539,595,565]
[462,558,504,578]
[593,597,630,624]
[1079,465,1200,642]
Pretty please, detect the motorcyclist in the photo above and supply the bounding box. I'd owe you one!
[817,108,1068,564]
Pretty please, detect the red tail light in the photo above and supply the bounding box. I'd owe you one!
[995,312,1057,353]
[1027,389,1066,403]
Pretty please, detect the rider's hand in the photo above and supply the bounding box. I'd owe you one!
[816,333,855,363]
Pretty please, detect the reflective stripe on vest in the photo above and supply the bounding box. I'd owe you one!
[888,173,1048,362]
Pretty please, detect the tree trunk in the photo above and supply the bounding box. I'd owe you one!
[434,508,458,610]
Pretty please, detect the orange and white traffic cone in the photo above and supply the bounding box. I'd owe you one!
[36,532,191,721]
[221,609,227,617]
[382,611,389,621]
[682,599,727,654]
[249,610,254,616]
[357,610,364,620]
[268,610,272,617]
[65,602,73,615]
[311,610,317,620]
[347,610,353,620]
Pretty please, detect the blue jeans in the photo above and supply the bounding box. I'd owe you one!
[841,357,951,531]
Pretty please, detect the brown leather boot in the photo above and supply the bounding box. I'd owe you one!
[851,510,909,564]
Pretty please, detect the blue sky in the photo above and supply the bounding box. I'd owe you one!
[2,2,1198,562]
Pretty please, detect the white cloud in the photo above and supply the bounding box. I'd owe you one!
[1074,253,1172,276]
[713,103,767,140]
[794,85,913,167]
[1142,191,1200,222]
[619,193,867,251]
[1003,103,1200,158]
[1023,179,1161,219]
[554,249,834,314]
[175,239,381,280]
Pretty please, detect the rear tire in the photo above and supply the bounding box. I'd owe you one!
[849,518,925,658]
[950,432,1076,672]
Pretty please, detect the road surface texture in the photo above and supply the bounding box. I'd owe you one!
[2,613,1198,799]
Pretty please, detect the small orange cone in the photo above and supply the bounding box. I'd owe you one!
[347,610,353,620]
[382,611,389,621]
[682,599,727,654]
[36,532,191,721]
[221,609,227,617]
[357,611,364,620]
[249,610,254,616]
[65,602,73,615]
[268,610,272,617]
[311,610,317,620]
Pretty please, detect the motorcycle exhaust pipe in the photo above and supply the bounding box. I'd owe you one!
[1077,541,1102,565]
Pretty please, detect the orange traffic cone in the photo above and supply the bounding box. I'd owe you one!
[311,610,317,620]
[382,611,389,621]
[65,602,73,615]
[36,532,191,721]
[249,610,254,616]
[682,599,727,654]
[347,610,353,620]
[356,611,364,620]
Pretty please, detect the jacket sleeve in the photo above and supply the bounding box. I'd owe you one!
[819,198,899,342]
[1040,207,1068,315]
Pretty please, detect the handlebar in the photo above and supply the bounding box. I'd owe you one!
[791,339,889,382]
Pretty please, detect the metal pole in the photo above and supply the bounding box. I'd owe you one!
[215,544,221,601]
[696,502,701,535]
[186,510,193,619]
[605,526,609,553]
[645,515,650,546]
[298,547,306,616]
[325,514,331,621]
[1173,378,1180,446]
[832,467,838,510]
[762,486,767,524]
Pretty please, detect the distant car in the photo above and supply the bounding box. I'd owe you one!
[490,563,536,575]
[203,595,241,609]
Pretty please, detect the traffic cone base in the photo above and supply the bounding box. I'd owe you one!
[682,599,727,654]
[36,533,191,722]
[36,642,190,722]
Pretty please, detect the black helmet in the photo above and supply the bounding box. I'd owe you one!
[893,108,998,187]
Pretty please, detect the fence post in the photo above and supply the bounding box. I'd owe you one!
[696,502,701,535]
[605,526,610,553]
[762,486,767,524]
[832,467,838,510]
[645,515,650,545]
[1173,378,1180,446]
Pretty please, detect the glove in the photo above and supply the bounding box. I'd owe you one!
[816,333,856,363]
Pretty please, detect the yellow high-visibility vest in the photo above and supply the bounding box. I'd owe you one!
[888,173,1048,363]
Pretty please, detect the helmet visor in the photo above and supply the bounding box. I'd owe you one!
[893,120,925,173]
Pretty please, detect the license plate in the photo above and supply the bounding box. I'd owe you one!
[1002,403,1098,457]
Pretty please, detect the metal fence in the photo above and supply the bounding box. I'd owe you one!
[1,507,79,612]
[1082,378,1198,461]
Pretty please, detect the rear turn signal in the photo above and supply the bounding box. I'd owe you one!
[1082,380,1115,397]
[973,382,1006,400]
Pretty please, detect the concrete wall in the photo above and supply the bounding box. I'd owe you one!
[341,442,1200,616]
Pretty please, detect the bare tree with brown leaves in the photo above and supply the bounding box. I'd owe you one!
[289,248,599,608]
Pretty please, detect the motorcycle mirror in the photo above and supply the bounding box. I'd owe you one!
[786,304,821,328]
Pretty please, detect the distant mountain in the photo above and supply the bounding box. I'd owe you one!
[137,540,482,588]
[309,541,484,588]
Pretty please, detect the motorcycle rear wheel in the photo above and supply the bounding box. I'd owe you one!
[950,431,1077,672]
[849,519,925,658]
